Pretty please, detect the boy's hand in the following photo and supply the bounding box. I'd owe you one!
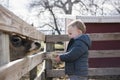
[55,55,61,63]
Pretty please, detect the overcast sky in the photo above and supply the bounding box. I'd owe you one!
[6,0,43,27]
[9,0,30,20]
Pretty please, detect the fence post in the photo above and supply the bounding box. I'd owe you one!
[0,32,10,67]
[45,42,54,80]
[30,66,37,80]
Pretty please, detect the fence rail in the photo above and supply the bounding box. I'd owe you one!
[45,33,120,42]
[46,68,120,78]
[0,52,45,80]
[48,50,120,58]
[45,33,120,79]
[0,5,45,40]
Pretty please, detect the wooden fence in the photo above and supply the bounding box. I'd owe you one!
[0,5,46,80]
[0,5,120,80]
[45,33,120,78]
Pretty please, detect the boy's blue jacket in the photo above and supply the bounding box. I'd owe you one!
[60,34,91,76]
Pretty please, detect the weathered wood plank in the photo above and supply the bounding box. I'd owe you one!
[47,69,64,78]
[0,52,45,80]
[76,16,120,23]
[0,32,10,66]
[35,61,45,80]
[47,50,120,58]
[30,66,37,80]
[0,5,45,41]
[89,33,120,41]
[45,43,55,80]
[45,33,120,42]
[35,72,45,80]
[89,68,120,76]
[89,50,120,58]
[45,35,69,42]
[47,68,120,77]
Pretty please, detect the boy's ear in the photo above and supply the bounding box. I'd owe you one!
[78,29,82,34]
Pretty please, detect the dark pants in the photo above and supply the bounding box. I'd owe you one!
[69,75,88,80]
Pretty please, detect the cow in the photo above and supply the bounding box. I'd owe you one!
[9,34,41,61]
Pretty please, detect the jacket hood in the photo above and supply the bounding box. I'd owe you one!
[76,34,91,49]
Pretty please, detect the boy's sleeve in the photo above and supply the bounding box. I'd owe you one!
[60,40,87,62]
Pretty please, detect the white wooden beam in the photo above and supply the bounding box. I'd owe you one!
[0,32,10,66]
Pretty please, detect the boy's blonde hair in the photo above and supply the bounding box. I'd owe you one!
[67,20,86,33]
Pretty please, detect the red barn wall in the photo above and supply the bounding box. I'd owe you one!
[86,23,120,68]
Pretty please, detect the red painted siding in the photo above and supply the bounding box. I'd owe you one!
[89,57,120,68]
[86,23,120,68]
[86,23,120,33]
[90,40,120,50]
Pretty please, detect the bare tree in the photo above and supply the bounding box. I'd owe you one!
[30,0,61,35]
[111,0,120,14]
[53,0,108,15]
[43,0,61,35]
[29,0,120,35]
[53,0,90,14]
[30,0,92,34]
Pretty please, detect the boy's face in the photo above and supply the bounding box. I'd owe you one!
[68,26,82,39]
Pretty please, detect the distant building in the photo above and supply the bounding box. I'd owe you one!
[66,16,120,68]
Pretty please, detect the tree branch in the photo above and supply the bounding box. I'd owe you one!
[38,24,55,30]
[54,0,65,9]
[30,1,43,8]
[73,0,81,4]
